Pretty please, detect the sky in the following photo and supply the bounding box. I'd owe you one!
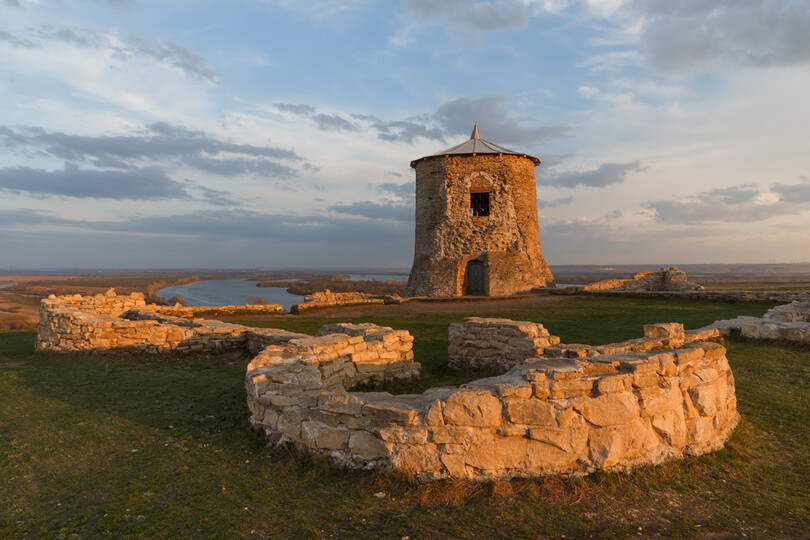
[1,0,809,270]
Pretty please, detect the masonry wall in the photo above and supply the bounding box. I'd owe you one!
[701,300,810,344]
[36,291,295,353]
[247,321,739,480]
[568,268,703,293]
[405,154,555,297]
[448,318,561,371]
[291,290,386,313]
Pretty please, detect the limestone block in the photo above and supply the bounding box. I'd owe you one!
[442,390,503,427]
[549,378,594,399]
[687,378,728,416]
[651,407,687,447]
[362,401,420,425]
[596,374,632,394]
[315,427,351,450]
[527,426,587,455]
[644,323,685,339]
[506,399,556,425]
[637,383,682,418]
[348,432,390,460]
[572,393,640,427]
[587,419,659,468]
[378,426,429,445]
[392,445,442,475]
[462,437,530,471]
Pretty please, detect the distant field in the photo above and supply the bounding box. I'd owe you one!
[1,296,807,538]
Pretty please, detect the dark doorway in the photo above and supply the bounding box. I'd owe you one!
[466,260,486,295]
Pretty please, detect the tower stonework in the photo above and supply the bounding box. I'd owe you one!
[405,125,555,297]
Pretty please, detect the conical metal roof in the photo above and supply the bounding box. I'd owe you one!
[410,123,540,167]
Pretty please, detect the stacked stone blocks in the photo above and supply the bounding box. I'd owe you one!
[291,290,386,313]
[247,320,739,480]
[701,300,810,343]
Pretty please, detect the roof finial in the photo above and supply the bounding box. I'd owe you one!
[471,122,481,140]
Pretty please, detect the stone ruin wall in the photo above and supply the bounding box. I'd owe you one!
[247,319,739,480]
[406,154,555,298]
[290,290,386,314]
[567,267,703,293]
[37,291,287,353]
[37,290,756,480]
[702,300,810,344]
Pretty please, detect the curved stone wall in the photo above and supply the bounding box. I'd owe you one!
[246,321,739,480]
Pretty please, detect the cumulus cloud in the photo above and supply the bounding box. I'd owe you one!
[642,183,798,225]
[630,0,810,74]
[0,164,188,200]
[403,0,529,32]
[540,161,645,188]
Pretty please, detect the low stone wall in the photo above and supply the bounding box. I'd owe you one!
[700,300,810,343]
[37,307,253,353]
[564,267,703,293]
[448,318,561,371]
[290,290,385,314]
[246,321,738,480]
[41,289,147,315]
[37,291,292,353]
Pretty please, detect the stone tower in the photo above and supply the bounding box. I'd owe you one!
[405,124,555,297]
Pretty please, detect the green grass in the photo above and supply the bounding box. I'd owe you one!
[1,297,807,538]
[0,292,42,308]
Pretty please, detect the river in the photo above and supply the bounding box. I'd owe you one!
[156,274,408,312]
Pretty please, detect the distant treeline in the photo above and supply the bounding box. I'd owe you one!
[257,276,406,296]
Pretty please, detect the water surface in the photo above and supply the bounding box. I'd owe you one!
[157,279,302,311]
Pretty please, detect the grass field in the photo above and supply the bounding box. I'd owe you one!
[1,297,808,538]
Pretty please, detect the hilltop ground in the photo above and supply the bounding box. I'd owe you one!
[1,279,808,537]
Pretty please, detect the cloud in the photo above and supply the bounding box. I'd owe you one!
[0,123,305,179]
[540,161,645,188]
[371,120,445,144]
[433,94,569,144]
[188,183,241,207]
[540,195,573,208]
[403,0,529,32]
[631,0,810,74]
[328,201,414,222]
[0,25,220,82]
[274,103,316,116]
[377,181,415,203]
[312,113,357,132]
[0,207,415,268]
[771,178,810,203]
[0,163,188,200]
[272,94,566,147]
[642,183,798,225]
